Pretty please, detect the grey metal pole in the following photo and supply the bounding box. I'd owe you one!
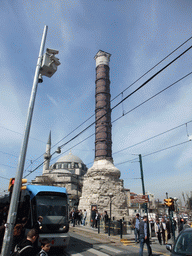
[1,25,48,256]
[139,154,147,214]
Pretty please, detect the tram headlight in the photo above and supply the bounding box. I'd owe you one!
[62,223,69,233]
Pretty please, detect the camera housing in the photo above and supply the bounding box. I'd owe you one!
[46,48,59,55]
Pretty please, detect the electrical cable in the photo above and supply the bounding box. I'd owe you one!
[56,45,192,153]
[113,119,192,155]
[0,175,10,181]
[111,36,192,102]
[52,71,192,165]
[25,68,192,176]
[23,37,192,171]
[25,44,192,176]
[111,45,192,111]
[115,140,191,166]
[0,125,46,144]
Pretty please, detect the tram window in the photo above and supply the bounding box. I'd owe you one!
[36,195,67,217]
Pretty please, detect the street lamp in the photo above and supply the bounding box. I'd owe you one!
[108,193,113,236]
[1,25,60,256]
[109,193,113,220]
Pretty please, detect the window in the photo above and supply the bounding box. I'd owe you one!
[74,163,79,168]
[174,232,192,254]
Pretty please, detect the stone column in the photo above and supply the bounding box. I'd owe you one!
[94,50,112,162]
[78,51,128,222]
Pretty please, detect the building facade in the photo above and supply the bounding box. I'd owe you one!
[31,132,87,208]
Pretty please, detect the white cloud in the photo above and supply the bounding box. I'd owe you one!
[47,94,58,106]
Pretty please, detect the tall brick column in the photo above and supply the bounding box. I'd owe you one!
[94,50,112,162]
[78,50,128,223]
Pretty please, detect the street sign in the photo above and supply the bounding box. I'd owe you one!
[130,195,149,204]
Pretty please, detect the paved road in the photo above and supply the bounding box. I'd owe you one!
[63,226,171,256]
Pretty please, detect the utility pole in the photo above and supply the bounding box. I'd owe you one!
[1,26,48,256]
[139,154,147,214]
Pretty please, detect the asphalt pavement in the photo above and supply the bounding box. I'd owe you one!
[66,223,172,256]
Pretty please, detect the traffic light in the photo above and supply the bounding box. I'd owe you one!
[8,178,27,191]
[21,179,27,190]
[8,178,15,192]
[164,198,175,211]
[164,198,173,207]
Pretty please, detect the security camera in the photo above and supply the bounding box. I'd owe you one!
[38,73,43,83]
[46,48,59,55]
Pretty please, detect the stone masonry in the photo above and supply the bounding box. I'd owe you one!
[78,51,128,222]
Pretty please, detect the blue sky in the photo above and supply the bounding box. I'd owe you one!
[0,0,192,204]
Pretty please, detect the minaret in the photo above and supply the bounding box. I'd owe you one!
[43,131,51,174]
[78,51,128,222]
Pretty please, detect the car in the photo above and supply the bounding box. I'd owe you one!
[166,227,192,255]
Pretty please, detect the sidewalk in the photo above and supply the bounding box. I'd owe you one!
[69,224,171,255]
[69,223,157,245]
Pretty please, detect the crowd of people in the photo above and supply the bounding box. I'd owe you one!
[0,204,50,256]
[0,201,191,256]
[69,209,87,227]
[69,208,110,230]
[132,213,190,256]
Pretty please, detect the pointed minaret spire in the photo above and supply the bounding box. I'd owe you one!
[47,130,51,145]
[43,131,52,174]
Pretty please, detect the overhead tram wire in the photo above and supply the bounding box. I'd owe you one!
[0,175,10,181]
[113,119,192,155]
[50,71,192,164]
[51,37,192,150]
[24,113,95,172]
[25,45,192,177]
[116,140,191,166]
[111,45,192,111]
[57,45,192,151]
[111,36,192,102]
[24,37,192,172]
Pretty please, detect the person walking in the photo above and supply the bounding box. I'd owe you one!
[13,228,39,256]
[103,211,109,233]
[154,219,162,245]
[82,209,87,226]
[71,209,75,227]
[139,216,152,256]
[34,216,43,233]
[95,210,101,228]
[37,238,51,256]
[132,213,140,243]
[179,218,184,233]
[161,217,167,244]
[91,209,96,228]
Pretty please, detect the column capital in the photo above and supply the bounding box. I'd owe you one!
[94,50,111,67]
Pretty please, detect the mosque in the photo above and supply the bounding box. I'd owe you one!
[31,131,88,208]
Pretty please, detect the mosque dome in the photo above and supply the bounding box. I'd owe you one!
[56,152,84,164]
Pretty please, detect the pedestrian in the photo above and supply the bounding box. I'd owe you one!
[103,211,109,233]
[82,209,87,226]
[77,210,82,225]
[95,210,101,228]
[139,215,152,256]
[160,217,167,244]
[11,224,25,253]
[179,218,184,233]
[13,228,39,256]
[132,213,140,243]
[166,217,171,241]
[91,209,96,228]
[34,216,43,233]
[37,238,51,256]
[72,209,75,227]
[154,219,162,245]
